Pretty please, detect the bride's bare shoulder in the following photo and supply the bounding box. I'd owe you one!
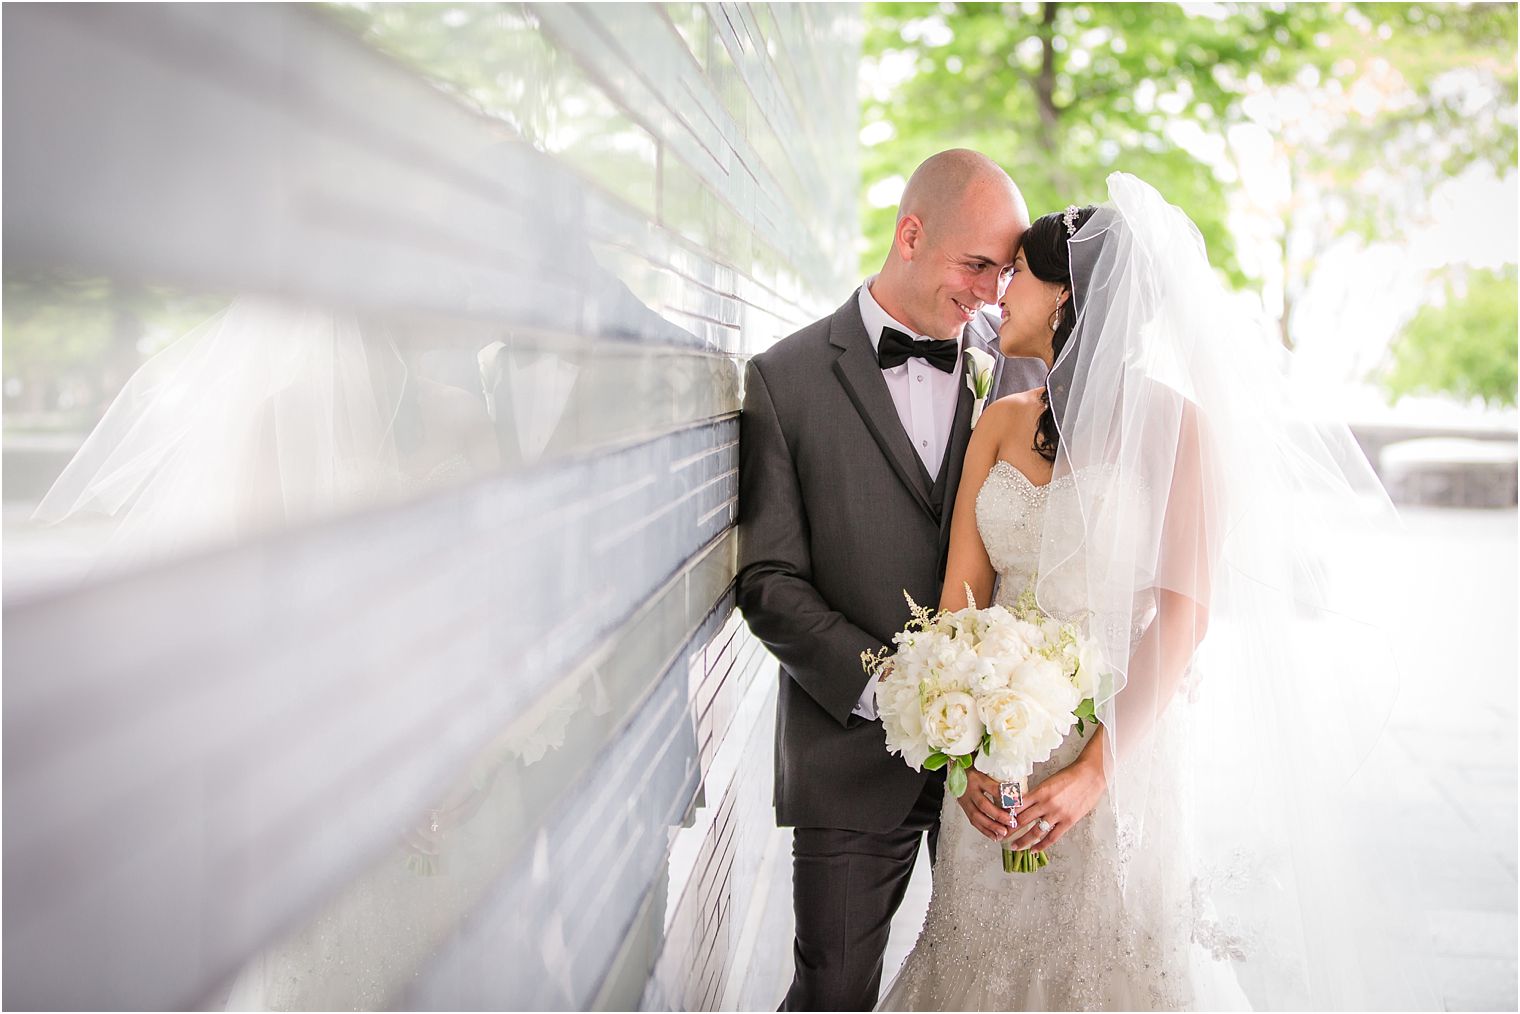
[969,389,1044,464]
[1006,386,1046,410]
[978,388,1046,429]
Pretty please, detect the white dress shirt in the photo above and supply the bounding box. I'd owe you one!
[852,276,964,720]
[857,277,964,478]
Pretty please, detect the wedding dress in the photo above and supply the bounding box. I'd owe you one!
[878,460,1246,1012]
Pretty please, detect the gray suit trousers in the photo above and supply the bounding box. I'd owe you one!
[780,775,943,1012]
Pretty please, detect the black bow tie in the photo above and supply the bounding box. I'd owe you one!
[876,326,960,373]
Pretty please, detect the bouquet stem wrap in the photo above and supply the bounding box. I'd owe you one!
[998,779,1049,874]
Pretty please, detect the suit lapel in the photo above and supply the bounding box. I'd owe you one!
[829,296,937,521]
[968,306,1010,403]
[938,353,975,558]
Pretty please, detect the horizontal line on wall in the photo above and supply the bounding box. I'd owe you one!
[406,561,747,1008]
[3,419,742,1009]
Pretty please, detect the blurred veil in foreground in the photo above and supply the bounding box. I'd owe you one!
[30,297,508,567]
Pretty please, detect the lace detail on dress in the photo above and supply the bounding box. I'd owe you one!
[879,723,1197,1012]
[1189,880,1250,963]
[1115,814,1141,896]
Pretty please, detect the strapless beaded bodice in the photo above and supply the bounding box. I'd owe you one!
[974,459,1088,617]
[976,460,1055,587]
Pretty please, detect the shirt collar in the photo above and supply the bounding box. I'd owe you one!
[858,275,963,357]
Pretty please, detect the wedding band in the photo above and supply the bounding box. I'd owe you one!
[1036,818,1053,835]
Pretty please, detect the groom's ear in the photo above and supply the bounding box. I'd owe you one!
[894,213,924,261]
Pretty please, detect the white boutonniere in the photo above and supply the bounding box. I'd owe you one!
[964,347,995,427]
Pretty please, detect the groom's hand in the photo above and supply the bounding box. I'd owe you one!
[955,768,1016,841]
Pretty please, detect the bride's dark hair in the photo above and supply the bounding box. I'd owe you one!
[1021,205,1098,462]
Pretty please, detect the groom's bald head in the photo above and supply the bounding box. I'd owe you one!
[874,149,1029,342]
[896,149,1026,231]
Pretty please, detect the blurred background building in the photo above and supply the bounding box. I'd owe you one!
[4,2,1516,1011]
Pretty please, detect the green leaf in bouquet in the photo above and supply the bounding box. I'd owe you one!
[923,751,950,771]
[947,764,968,797]
[955,753,974,769]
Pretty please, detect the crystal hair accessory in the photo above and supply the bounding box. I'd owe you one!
[1062,204,1081,237]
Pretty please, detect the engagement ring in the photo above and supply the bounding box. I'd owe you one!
[1036,818,1053,835]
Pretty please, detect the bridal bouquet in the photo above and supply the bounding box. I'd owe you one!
[862,582,1104,873]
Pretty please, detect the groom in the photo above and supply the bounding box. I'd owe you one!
[737,149,1038,1010]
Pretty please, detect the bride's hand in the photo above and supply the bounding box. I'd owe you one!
[955,768,1017,841]
[1006,753,1107,853]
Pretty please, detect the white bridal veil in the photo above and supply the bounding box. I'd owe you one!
[31,298,409,564]
[1038,173,1433,1008]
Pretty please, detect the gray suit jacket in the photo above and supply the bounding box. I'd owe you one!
[736,291,1044,833]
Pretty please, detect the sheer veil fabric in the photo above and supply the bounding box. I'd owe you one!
[1027,173,1432,1009]
[32,298,410,567]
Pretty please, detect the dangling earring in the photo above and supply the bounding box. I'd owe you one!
[1049,294,1066,332]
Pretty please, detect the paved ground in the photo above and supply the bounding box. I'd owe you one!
[27,501,1503,1007]
[884,505,1517,1011]
[1375,507,1517,1011]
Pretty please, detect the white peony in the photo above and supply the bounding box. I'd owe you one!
[968,655,1007,694]
[893,634,933,676]
[876,672,933,770]
[974,630,1010,663]
[924,636,978,693]
[928,636,959,670]
[1057,638,1079,677]
[975,687,1071,782]
[1073,639,1105,701]
[983,604,1014,626]
[952,641,987,687]
[1013,619,1050,651]
[978,622,1029,667]
[924,690,985,756]
[1012,655,1083,718]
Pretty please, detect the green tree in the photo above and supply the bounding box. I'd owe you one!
[860,3,1517,358]
[860,2,1341,280]
[1233,3,1517,348]
[2,271,223,428]
[320,3,661,218]
[1382,266,1518,408]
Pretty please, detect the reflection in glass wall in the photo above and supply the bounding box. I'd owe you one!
[6,283,739,592]
[3,3,856,1009]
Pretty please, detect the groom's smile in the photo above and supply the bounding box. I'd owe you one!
[921,235,1021,339]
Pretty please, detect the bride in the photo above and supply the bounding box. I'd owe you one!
[879,174,1432,1011]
